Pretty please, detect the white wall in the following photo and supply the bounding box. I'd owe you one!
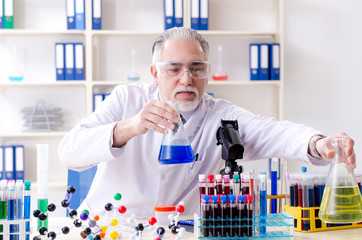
[284,0,362,173]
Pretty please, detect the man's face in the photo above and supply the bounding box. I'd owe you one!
[151,38,208,112]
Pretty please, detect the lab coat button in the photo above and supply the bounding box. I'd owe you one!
[161,175,166,180]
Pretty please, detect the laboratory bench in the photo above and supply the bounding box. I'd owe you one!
[27,217,362,240]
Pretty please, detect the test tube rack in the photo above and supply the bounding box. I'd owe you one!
[0,219,31,240]
[285,205,362,232]
[194,212,294,239]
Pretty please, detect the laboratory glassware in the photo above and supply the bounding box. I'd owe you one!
[212,45,228,81]
[127,49,140,81]
[319,137,362,223]
[158,101,195,164]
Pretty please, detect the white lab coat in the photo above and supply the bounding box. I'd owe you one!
[58,83,327,216]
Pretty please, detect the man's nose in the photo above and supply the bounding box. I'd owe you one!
[179,69,193,85]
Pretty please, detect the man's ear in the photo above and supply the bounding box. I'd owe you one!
[150,65,159,85]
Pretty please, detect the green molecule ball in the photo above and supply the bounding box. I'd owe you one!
[114,193,122,201]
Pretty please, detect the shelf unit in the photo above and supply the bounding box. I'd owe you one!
[0,0,284,184]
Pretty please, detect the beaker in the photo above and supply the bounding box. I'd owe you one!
[319,137,362,223]
[158,101,195,164]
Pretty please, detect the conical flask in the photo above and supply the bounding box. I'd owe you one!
[319,137,362,223]
[158,101,195,164]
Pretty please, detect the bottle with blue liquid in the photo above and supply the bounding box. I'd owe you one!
[158,101,195,164]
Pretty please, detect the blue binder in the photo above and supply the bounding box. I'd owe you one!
[4,146,14,180]
[174,0,183,27]
[75,0,85,30]
[199,0,208,30]
[55,43,65,81]
[74,43,85,80]
[67,166,97,211]
[164,0,174,29]
[269,43,280,80]
[249,44,259,80]
[66,0,75,30]
[92,0,102,30]
[190,0,199,30]
[0,146,4,180]
[65,43,75,80]
[259,43,269,80]
[14,145,24,180]
[0,0,4,29]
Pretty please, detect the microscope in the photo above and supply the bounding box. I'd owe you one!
[216,120,244,178]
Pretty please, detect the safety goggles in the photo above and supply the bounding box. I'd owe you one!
[156,61,210,80]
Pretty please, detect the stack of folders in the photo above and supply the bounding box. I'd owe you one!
[66,0,102,30]
[21,102,63,132]
[249,43,280,81]
[190,0,209,30]
[164,0,184,29]
[93,93,110,112]
[55,42,85,81]
[0,0,14,29]
[0,145,24,181]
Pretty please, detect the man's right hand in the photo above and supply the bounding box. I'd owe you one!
[112,100,180,148]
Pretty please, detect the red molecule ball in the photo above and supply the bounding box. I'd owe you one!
[177,205,185,213]
[118,205,127,214]
[149,217,157,225]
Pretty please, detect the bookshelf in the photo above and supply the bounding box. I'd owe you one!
[0,0,284,186]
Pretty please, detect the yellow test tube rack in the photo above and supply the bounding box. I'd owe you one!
[285,205,362,232]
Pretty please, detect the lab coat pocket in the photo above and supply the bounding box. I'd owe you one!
[188,152,203,174]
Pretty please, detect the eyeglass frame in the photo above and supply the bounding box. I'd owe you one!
[155,60,210,80]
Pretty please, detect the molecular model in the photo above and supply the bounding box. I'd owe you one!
[148,202,186,240]
[32,187,186,240]
[33,186,103,240]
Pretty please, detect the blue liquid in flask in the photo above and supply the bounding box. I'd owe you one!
[158,145,194,164]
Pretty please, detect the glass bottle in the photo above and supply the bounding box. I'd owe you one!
[158,101,195,164]
[319,137,362,223]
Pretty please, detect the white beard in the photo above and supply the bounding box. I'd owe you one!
[171,86,200,112]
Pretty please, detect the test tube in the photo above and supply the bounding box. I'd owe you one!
[210,195,219,237]
[242,175,250,195]
[308,176,315,208]
[201,195,210,237]
[7,181,15,240]
[15,180,24,239]
[245,195,253,237]
[199,175,206,211]
[271,158,278,213]
[36,144,49,230]
[238,195,245,237]
[294,175,299,207]
[0,180,7,239]
[24,181,31,240]
[314,175,319,207]
[285,172,291,206]
[219,195,227,237]
[228,194,237,237]
[259,172,267,234]
[302,175,309,209]
[215,174,223,194]
[223,175,231,195]
[250,171,254,196]
[207,175,215,196]
[233,173,240,196]
[298,176,303,207]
